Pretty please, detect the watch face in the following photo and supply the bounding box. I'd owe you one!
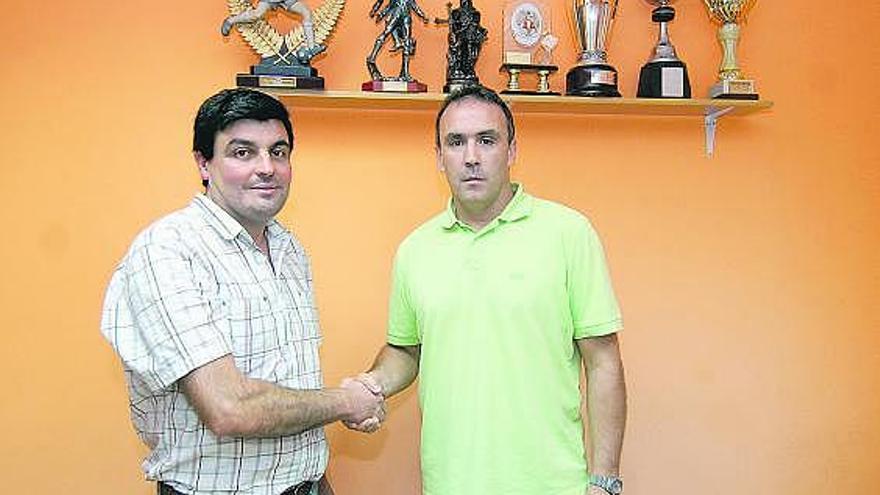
[592,476,623,494]
[510,3,543,48]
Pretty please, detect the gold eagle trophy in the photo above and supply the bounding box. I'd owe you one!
[222,0,345,89]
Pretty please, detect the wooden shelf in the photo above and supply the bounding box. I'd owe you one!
[267,89,773,156]
[269,89,772,116]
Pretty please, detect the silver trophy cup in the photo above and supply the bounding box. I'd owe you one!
[566,0,621,97]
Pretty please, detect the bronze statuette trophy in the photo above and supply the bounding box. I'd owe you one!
[637,0,691,98]
[223,0,345,90]
[437,0,488,93]
[703,0,759,99]
[364,0,431,92]
[566,0,621,97]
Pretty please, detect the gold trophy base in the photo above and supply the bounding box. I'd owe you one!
[709,79,758,100]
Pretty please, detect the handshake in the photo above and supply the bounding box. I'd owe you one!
[339,372,386,433]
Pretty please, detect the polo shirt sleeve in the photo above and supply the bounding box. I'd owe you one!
[386,250,420,346]
[567,218,623,339]
[101,239,232,393]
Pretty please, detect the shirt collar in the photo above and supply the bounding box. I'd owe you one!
[441,183,533,230]
[192,194,282,242]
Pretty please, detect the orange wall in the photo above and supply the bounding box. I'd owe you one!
[1,1,878,493]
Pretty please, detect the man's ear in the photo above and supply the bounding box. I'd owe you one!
[507,139,517,168]
[436,147,444,173]
[193,151,210,183]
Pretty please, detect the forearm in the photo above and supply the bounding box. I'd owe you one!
[586,353,627,474]
[182,355,375,438]
[578,334,627,475]
[229,380,354,437]
[367,344,420,397]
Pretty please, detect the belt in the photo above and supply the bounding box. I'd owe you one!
[158,480,315,495]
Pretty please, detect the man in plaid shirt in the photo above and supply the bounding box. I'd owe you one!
[101,88,383,495]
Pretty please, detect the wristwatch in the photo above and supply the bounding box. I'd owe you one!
[589,474,623,495]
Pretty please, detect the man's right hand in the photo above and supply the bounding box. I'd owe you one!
[339,376,385,432]
[340,373,385,433]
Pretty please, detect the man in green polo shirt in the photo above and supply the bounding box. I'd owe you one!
[347,86,627,495]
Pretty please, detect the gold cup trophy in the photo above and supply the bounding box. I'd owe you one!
[703,0,759,99]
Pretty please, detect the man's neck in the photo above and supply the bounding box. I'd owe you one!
[455,184,515,231]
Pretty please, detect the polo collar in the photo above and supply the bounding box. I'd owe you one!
[441,183,533,230]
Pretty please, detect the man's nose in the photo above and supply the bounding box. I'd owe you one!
[464,140,479,166]
[255,152,275,175]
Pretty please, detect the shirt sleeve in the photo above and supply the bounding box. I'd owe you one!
[101,238,232,392]
[567,218,623,339]
[386,250,420,346]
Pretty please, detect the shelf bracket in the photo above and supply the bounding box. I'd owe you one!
[704,106,734,157]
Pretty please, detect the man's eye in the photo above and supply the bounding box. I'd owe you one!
[233,148,252,159]
[447,138,463,147]
[271,148,289,158]
[479,137,496,145]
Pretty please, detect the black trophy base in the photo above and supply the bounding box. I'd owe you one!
[236,74,324,90]
[251,63,317,77]
[637,60,692,98]
[237,59,324,90]
[444,77,480,93]
[566,64,621,97]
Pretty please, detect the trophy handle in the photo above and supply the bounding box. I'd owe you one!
[573,0,585,51]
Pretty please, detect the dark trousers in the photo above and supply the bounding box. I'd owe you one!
[158,480,316,495]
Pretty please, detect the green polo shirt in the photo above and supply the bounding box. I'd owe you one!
[388,185,622,495]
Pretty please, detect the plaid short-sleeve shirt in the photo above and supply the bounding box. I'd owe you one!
[101,195,327,494]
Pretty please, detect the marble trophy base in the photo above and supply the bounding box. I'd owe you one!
[362,79,428,93]
[637,60,692,98]
[565,64,621,97]
[709,79,759,100]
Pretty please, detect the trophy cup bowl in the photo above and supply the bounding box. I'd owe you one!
[636,0,692,98]
[703,0,759,99]
[565,0,621,97]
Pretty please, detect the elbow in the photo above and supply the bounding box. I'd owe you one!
[200,403,257,438]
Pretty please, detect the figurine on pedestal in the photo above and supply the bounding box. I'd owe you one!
[222,0,344,89]
[364,0,431,92]
[438,0,488,93]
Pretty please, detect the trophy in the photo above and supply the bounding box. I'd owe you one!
[703,0,759,99]
[566,0,621,97]
[500,1,559,95]
[222,0,345,90]
[636,0,691,98]
[363,0,430,92]
[436,0,488,93]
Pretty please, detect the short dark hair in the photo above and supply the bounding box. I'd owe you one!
[193,88,293,187]
[434,86,515,149]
